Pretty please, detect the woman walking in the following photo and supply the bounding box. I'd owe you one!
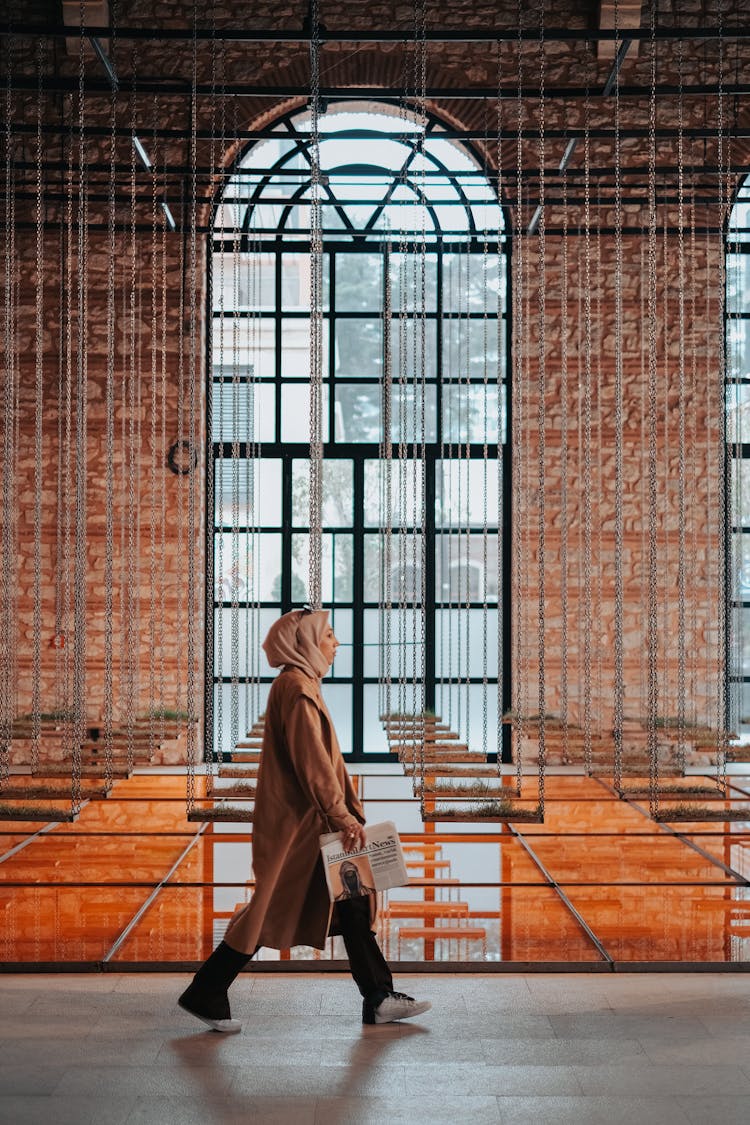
[178,607,431,1032]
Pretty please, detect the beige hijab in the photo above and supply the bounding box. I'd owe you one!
[262,608,330,680]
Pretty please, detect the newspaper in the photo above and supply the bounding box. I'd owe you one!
[319,820,408,901]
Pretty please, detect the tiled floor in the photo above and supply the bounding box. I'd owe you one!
[1,972,750,1123]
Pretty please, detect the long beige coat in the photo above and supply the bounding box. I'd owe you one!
[223,666,369,954]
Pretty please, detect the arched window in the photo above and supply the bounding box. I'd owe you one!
[209,102,509,759]
[727,179,750,742]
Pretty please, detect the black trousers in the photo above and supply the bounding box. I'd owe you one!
[333,895,393,1005]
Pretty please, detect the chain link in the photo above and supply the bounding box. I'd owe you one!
[647,1,660,819]
[308,0,324,612]
[0,32,15,791]
[582,80,593,779]
[612,0,625,790]
[535,0,546,817]
[676,36,688,776]
[31,39,45,778]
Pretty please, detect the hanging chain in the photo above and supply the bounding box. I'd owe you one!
[676,36,688,776]
[582,77,594,778]
[31,39,45,777]
[230,93,242,761]
[148,91,159,750]
[716,1,729,788]
[185,8,199,811]
[647,0,660,819]
[560,150,570,766]
[103,10,118,792]
[612,0,625,791]
[71,3,89,814]
[0,32,15,790]
[535,0,546,817]
[512,5,525,796]
[496,38,505,771]
[308,0,324,611]
[416,0,427,804]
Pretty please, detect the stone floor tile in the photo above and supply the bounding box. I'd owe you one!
[677,1094,750,1125]
[0,1065,66,1096]
[574,1062,750,1097]
[125,1095,317,1125]
[549,1012,710,1040]
[314,1094,502,1125]
[480,1035,648,1066]
[55,1063,237,1098]
[230,1063,408,1098]
[639,1033,750,1066]
[404,1062,582,1096]
[495,1094,691,1125]
[0,1095,135,1125]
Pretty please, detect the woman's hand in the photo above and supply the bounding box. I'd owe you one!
[340,822,367,853]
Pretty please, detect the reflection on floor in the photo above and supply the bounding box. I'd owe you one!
[2,769,750,966]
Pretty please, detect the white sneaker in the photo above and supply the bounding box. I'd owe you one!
[372,991,432,1024]
[178,996,242,1034]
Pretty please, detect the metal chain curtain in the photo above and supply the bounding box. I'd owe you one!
[0,1,742,825]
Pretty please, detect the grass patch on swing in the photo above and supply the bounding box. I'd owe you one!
[422,797,544,822]
[654,803,750,822]
[0,803,78,821]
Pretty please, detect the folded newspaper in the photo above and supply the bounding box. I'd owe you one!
[319,820,409,901]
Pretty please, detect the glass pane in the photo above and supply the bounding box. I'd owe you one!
[328,609,353,678]
[729,197,750,242]
[364,532,424,604]
[442,383,505,444]
[443,253,506,312]
[727,319,750,381]
[321,684,353,755]
[281,383,330,442]
[281,318,330,378]
[214,533,281,602]
[726,384,750,443]
[214,607,281,679]
[436,460,501,528]
[336,254,383,311]
[727,255,750,312]
[442,318,505,380]
[730,460,750,527]
[213,682,271,757]
[391,384,437,443]
[731,533,750,600]
[212,318,275,378]
[364,459,423,527]
[213,251,275,311]
[362,684,391,753]
[435,533,500,602]
[335,384,382,443]
[388,253,438,311]
[211,380,275,443]
[389,317,437,380]
[214,458,282,527]
[363,608,425,680]
[292,460,354,527]
[731,608,750,677]
[281,253,330,310]
[434,683,501,755]
[435,609,500,678]
[334,318,383,378]
[291,533,354,602]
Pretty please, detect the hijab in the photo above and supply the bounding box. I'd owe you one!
[262,608,330,680]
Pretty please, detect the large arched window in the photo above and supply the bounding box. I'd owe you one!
[208,102,509,760]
